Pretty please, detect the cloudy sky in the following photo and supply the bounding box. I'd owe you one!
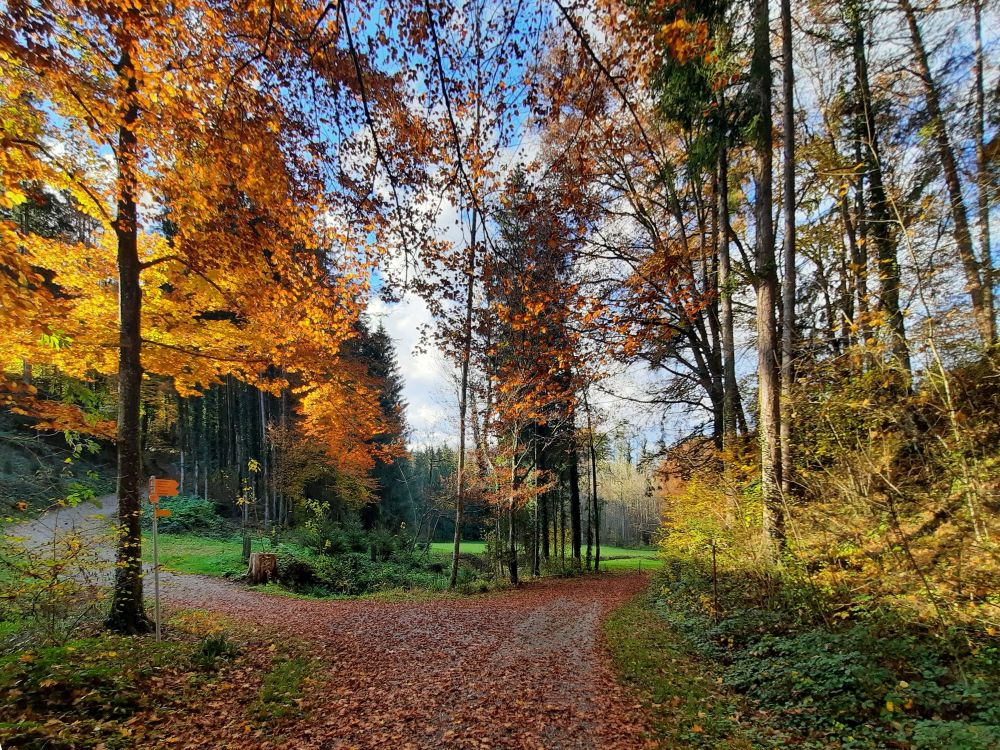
[367,285,716,452]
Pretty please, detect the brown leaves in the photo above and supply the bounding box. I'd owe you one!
[154,573,653,749]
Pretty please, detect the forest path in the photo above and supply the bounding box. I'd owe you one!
[164,573,654,749]
[6,492,118,556]
[7,499,654,748]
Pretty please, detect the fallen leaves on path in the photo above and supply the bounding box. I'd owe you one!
[149,573,655,749]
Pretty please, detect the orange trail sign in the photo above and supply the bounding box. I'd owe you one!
[149,476,180,502]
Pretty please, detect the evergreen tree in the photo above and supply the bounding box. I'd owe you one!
[353,319,409,528]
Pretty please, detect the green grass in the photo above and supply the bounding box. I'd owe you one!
[430,540,659,568]
[605,591,750,749]
[146,534,660,583]
[428,540,487,555]
[142,533,249,577]
[249,655,314,722]
[598,555,663,570]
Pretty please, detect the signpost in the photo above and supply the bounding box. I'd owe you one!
[148,476,179,641]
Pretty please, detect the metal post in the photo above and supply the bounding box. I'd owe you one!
[152,505,161,642]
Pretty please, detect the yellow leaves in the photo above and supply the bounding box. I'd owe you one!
[1,187,27,209]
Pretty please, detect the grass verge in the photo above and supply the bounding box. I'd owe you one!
[605,591,750,749]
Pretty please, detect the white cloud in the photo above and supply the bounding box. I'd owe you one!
[367,293,458,448]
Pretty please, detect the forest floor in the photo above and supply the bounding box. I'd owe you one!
[3,497,660,749]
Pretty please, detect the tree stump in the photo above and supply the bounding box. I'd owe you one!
[246,552,277,584]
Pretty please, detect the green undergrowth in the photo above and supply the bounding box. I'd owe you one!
[0,617,240,750]
[615,558,1000,749]
[605,591,751,748]
[146,523,658,598]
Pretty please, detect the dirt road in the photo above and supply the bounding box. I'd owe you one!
[6,499,653,748]
[164,573,653,749]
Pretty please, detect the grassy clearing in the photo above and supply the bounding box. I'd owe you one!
[598,555,662,570]
[143,533,660,596]
[428,540,487,555]
[142,532,249,577]
[429,540,660,569]
[605,592,750,749]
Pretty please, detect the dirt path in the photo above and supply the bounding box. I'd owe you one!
[7,500,654,748]
[163,573,653,750]
[6,492,118,556]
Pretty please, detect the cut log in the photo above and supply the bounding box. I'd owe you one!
[246,552,277,584]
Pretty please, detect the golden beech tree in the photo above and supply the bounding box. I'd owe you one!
[2,0,431,632]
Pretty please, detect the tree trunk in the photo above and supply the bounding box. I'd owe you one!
[752,0,785,555]
[718,94,738,450]
[900,0,994,346]
[779,0,796,499]
[559,472,566,573]
[107,21,150,634]
[973,0,994,346]
[450,210,477,589]
[259,388,270,531]
[508,470,519,585]
[568,428,582,569]
[532,425,541,577]
[850,1,910,373]
[585,394,600,572]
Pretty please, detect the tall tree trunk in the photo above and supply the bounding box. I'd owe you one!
[259,388,269,531]
[532,423,541,576]
[568,426,582,568]
[584,391,600,572]
[508,452,519,585]
[559,471,566,572]
[973,0,994,345]
[539,423,550,561]
[718,97,738,450]
[850,1,910,373]
[779,0,796,499]
[178,395,186,494]
[450,211,477,589]
[107,19,150,634]
[900,0,994,346]
[752,0,784,555]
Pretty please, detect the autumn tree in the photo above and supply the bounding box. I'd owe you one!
[3,0,433,631]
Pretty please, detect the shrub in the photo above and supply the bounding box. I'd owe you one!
[0,635,182,720]
[650,562,1000,747]
[142,495,227,535]
[0,526,109,648]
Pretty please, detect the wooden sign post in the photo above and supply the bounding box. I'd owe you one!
[148,476,179,642]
